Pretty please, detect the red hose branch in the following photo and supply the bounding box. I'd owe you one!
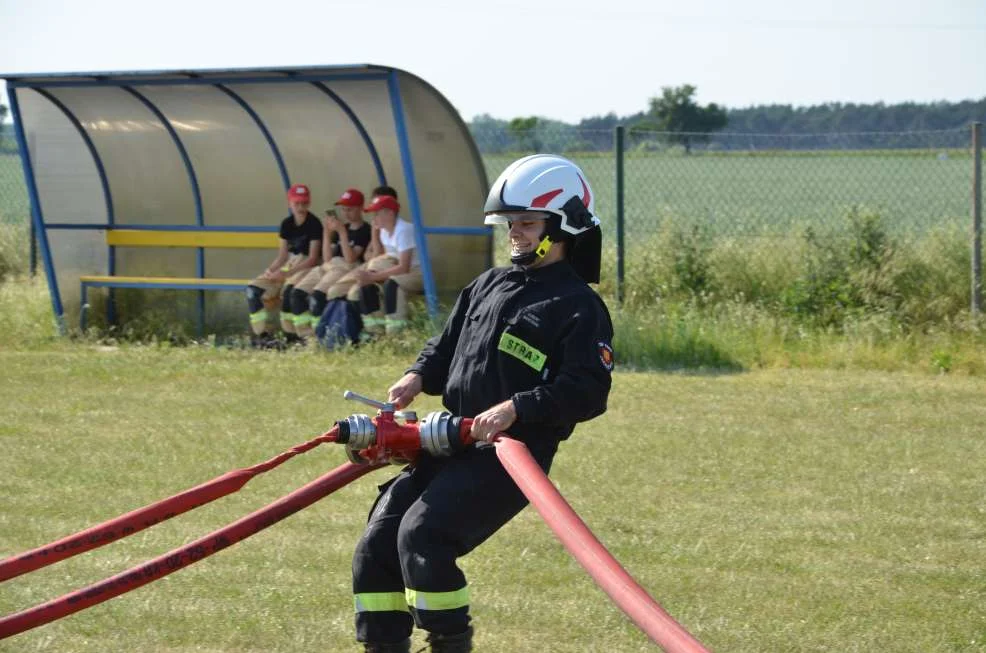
[495,437,710,653]
[0,460,379,641]
[0,428,339,583]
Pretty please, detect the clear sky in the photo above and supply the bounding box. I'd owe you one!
[1,0,983,124]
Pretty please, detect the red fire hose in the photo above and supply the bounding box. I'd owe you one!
[0,460,380,640]
[495,437,710,653]
[0,427,341,582]
[1,395,711,652]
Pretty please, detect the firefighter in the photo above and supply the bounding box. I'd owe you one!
[351,155,614,652]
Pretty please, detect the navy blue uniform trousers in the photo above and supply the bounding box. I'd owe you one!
[352,443,554,643]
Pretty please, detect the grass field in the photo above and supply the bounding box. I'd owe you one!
[1,139,983,651]
[1,344,985,652]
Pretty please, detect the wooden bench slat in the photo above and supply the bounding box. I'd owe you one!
[106,230,279,249]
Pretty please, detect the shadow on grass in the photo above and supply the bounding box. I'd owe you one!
[618,340,745,375]
[614,318,745,375]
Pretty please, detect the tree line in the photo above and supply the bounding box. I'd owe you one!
[471,87,986,153]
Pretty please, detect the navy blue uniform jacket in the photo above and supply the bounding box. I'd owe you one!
[408,261,614,456]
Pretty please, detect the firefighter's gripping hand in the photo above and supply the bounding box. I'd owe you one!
[388,372,423,409]
[470,399,517,443]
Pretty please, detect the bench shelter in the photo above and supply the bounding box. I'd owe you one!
[2,64,492,334]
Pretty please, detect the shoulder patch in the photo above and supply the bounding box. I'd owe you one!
[598,341,614,371]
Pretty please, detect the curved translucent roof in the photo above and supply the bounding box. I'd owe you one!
[2,64,491,332]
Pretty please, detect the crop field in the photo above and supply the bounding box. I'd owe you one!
[1,147,980,328]
[483,149,973,240]
[0,149,973,235]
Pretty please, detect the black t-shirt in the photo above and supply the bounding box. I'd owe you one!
[327,222,372,262]
[279,213,324,255]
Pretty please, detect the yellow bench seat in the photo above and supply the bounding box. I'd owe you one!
[105,230,279,249]
[79,275,252,287]
[79,228,280,332]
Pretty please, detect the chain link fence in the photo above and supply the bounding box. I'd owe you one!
[0,124,31,278]
[476,125,983,324]
[1,123,982,324]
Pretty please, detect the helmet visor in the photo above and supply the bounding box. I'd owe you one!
[484,210,555,225]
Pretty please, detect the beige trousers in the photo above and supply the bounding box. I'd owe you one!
[335,255,424,334]
[247,254,310,336]
[289,257,358,337]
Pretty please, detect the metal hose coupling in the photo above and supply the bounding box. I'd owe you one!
[418,411,468,456]
[336,414,376,463]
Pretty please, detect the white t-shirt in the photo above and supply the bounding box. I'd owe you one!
[381,217,419,268]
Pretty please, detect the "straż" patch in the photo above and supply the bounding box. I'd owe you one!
[498,332,547,372]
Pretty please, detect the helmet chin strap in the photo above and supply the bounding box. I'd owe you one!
[511,235,553,266]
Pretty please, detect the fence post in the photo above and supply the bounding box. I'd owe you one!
[973,122,982,316]
[615,125,625,305]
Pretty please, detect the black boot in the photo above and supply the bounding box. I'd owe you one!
[426,626,473,652]
[363,638,411,653]
[284,332,305,347]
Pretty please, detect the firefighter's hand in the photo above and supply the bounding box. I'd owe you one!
[388,373,423,409]
[470,400,516,442]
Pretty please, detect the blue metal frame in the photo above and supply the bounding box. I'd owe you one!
[6,65,491,332]
[34,88,119,323]
[73,223,279,334]
[33,90,117,226]
[119,87,205,222]
[7,72,391,90]
[8,88,65,334]
[397,69,492,269]
[123,86,208,335]
[214,84,291,191]
[310,82,387,186]
[387,71,438,317]
[423,226,491,236]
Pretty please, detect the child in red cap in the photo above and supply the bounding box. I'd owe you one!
[245,183,323,347]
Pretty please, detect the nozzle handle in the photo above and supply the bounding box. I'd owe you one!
[343,390,395,412]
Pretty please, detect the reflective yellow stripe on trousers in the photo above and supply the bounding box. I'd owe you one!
[354,592,409,613]
[405,586,470,611]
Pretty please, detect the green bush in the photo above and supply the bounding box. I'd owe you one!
[612,207,975,330]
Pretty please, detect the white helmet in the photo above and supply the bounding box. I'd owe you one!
[484,154,600,236]
[484,154,603,283]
